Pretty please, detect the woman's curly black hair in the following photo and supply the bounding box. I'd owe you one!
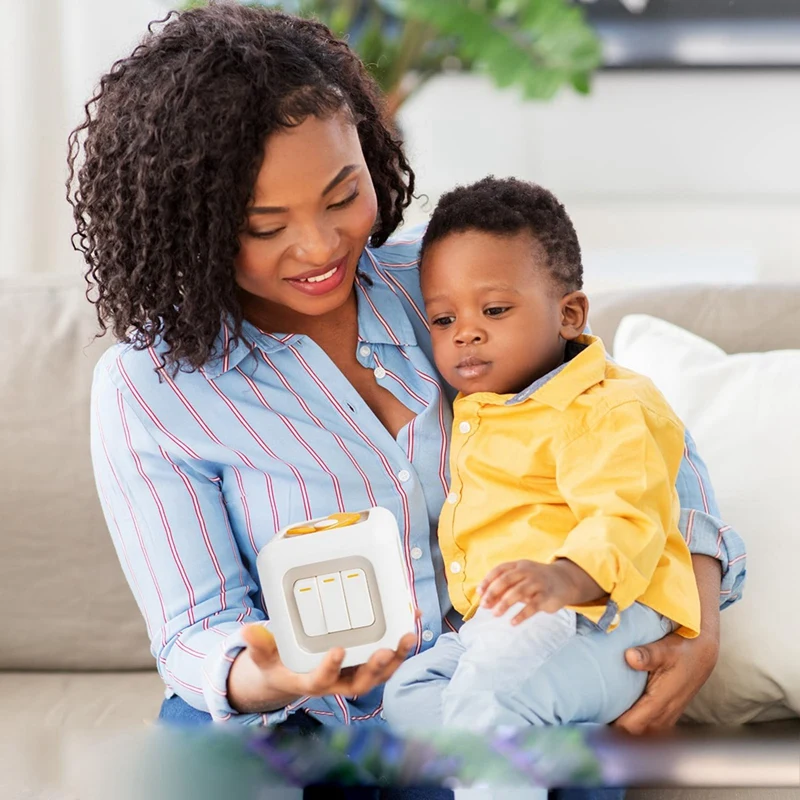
[67,3,414,371]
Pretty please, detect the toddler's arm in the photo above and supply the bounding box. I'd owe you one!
[551,399,686,616]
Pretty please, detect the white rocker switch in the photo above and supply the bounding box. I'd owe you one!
[293,578,327,637]
[317,572,352,633]
[341,569,375,629]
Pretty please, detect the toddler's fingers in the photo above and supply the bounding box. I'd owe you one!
[478,562,515,595]
[491,583,535,617]
[510,603,539,626]
[481,570,524,608]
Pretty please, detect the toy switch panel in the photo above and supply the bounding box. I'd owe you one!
[257,507,417,673]
[293,569,375,637]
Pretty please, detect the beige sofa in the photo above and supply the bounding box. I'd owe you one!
[1,274,798,799]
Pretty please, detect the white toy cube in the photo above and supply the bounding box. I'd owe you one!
[257,507,417,673]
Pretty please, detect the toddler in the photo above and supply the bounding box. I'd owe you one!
[383,177,701,732]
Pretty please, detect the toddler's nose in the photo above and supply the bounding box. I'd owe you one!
[454,328,486,346]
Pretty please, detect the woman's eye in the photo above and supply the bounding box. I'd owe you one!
[329,190,360,210]
[251,228,284,240]
[485,306,509,317]
[431,316,455,327]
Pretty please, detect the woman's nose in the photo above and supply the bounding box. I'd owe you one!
[291,220,338,265]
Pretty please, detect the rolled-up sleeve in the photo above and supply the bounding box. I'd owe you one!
[676,430,747,609]
[90,361,284,726]
[552,401,686,615]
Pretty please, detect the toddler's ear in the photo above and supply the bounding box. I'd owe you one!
[559,291,589,340]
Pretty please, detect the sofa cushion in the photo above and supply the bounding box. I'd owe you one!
[590,283,800,355]
[3,275,800,674]
[0,671,164,800]
[0,275,153,670]
[614,314,800,724]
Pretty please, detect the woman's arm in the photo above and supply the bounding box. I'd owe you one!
[92,357,274,724]
[94,353,416,722]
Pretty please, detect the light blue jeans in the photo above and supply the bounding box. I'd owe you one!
[384,602,671,732]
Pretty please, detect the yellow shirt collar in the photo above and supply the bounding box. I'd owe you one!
[456,334,608,412]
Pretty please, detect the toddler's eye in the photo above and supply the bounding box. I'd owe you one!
[431,315,455,327]
[485,307,509,317]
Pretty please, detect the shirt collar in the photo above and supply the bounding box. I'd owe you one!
[356,248,417,347]
[202,249,417,380]
[506,334,607,411]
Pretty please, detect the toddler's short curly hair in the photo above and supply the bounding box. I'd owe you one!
[420,176,582,292]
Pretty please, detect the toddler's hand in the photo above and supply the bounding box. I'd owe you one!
[478,559,603,626]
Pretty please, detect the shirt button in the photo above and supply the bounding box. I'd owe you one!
[422,630,434,642]
[410,547,423,560]
[380,710,386,720]
[446,492,459,504]
[398,469,411,482]
[458,421,471,434]
[374,366,386,380]
[359,345,371,357]
[449,562,462,574]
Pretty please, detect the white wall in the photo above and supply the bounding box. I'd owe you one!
[0,0,169,277]
[5,9,799,288]
[398,71,800,291]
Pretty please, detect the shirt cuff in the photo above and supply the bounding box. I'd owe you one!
[202,621,290,727]
[679,508,747,610]
[550,541,649,622]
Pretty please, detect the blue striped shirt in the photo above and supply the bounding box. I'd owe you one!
[90,225,746,726]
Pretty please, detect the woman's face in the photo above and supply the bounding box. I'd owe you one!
[236,111,378,325]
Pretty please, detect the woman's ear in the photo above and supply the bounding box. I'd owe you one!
[559,291,589,340]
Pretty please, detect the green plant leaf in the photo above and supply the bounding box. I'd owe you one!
[405,0,601,100]
[179,0,602,110]
[570,70,592,95]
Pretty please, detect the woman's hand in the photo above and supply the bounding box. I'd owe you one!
[613,628,719,733]
[614,554,722,734]
[228,621,417,714]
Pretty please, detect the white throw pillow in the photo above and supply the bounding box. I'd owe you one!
[613,314,800,725]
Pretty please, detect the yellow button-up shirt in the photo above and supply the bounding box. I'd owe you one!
[440,335,701,638]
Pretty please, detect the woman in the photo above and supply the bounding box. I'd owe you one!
[68,6,745,799]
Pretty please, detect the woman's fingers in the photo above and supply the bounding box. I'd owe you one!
[241,623,279,669]
[624,636,671,672]
[614,672,682,733]
[243,624,417,699]
[338,632,417,695]
[614,630,716,734]
[341,649,396,696]
[302,647,346,695]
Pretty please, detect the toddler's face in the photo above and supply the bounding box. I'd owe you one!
[421,230,570,396]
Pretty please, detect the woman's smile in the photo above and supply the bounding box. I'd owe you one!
[284,253,350,296]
